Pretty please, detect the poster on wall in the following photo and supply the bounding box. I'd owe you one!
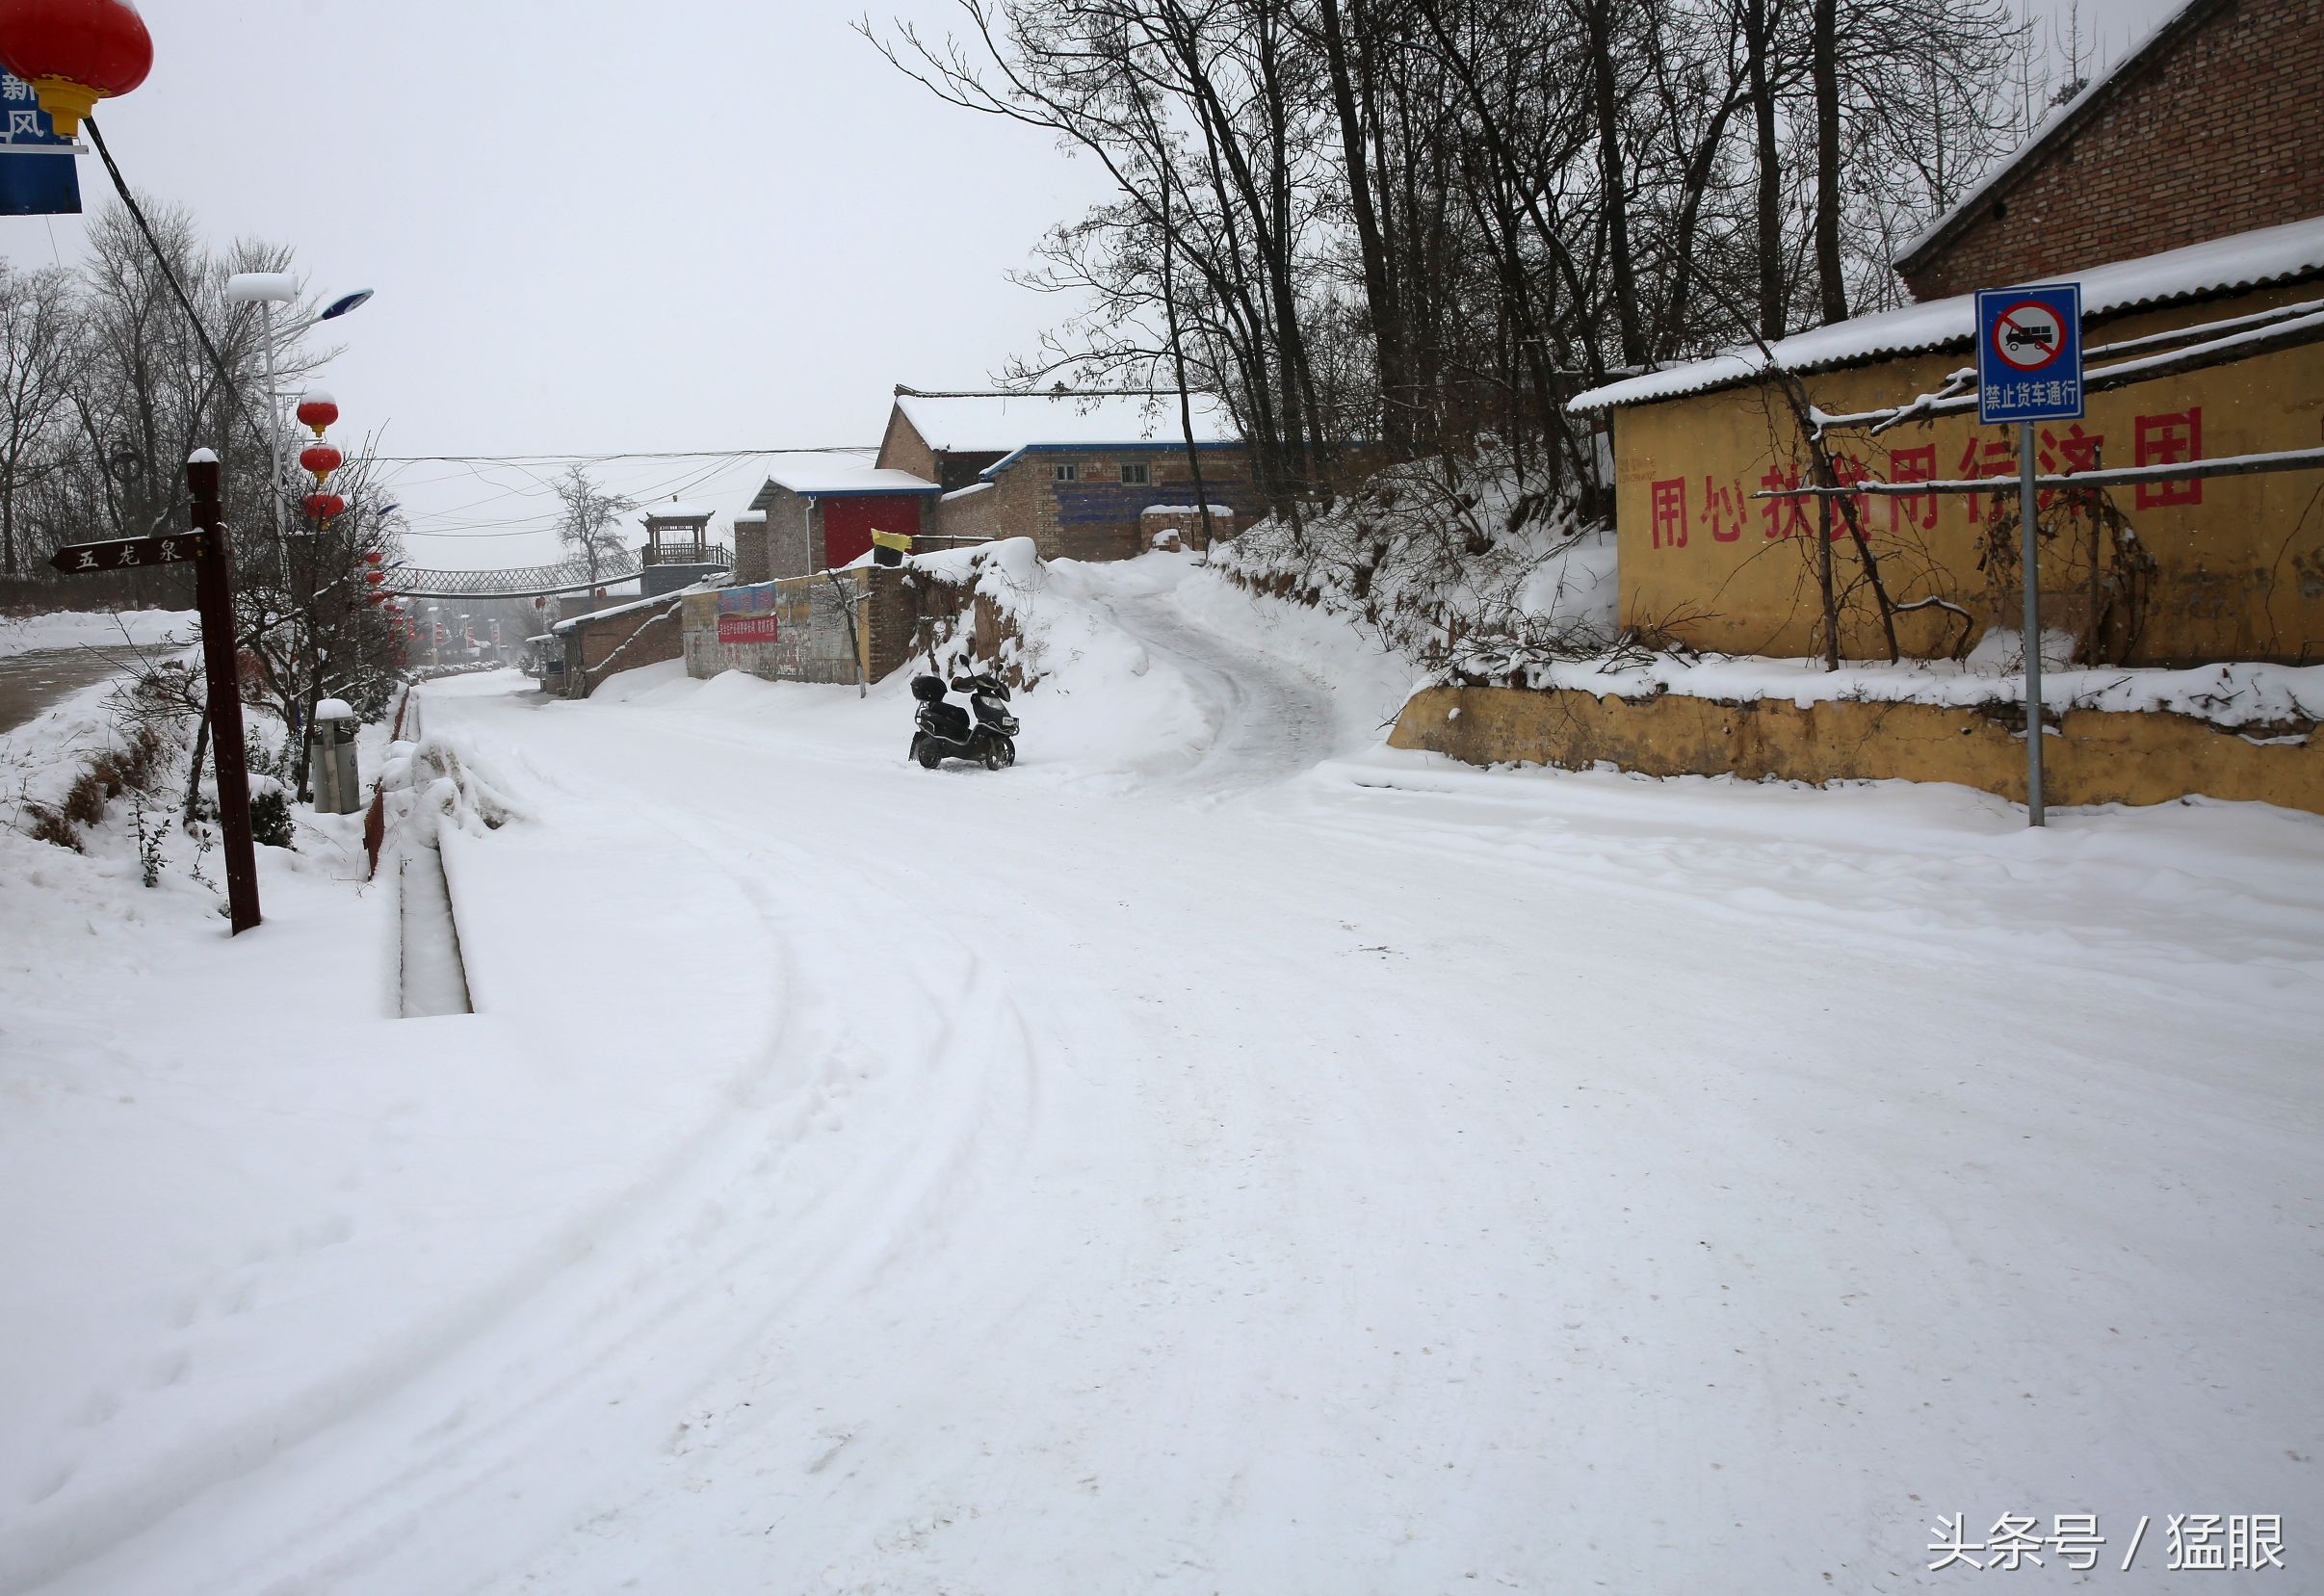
[717,583,780,644]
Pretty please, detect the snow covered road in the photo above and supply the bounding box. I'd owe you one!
[5,563,2319,1593]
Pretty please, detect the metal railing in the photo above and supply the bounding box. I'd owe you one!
[387,544,732,600]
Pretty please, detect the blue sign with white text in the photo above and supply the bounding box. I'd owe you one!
[0,73,79,216]
[1975,282,2083,425]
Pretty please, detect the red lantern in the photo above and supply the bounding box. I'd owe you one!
[0,0,154,138]
[301,491,345,520]
[362,569,384,586]
[362,549,382,563]
[299,443,342,480]
[295,388,339,437]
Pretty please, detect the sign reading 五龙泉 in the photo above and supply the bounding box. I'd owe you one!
[47,532,208,573]
[1975,283,2084,426]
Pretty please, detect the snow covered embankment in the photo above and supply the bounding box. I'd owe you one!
[1215,459,2323,739]
[904,537,1420,787]
[1209,452,1617,690]
[0,671,818,1595]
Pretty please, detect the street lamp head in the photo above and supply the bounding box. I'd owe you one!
[319,288,374,322]
[223,272,299,305]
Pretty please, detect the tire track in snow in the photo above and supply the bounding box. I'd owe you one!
[83,705,1052,1596]
[1090,586,1337,793]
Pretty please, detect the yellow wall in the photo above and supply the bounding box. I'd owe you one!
[1609,283,2324,666]
[1391,685,2324,815]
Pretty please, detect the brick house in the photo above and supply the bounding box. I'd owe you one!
[741,458,943,580]
[876,390,1263,562]
[1897,0,2324,301]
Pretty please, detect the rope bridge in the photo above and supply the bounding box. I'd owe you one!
[387,546,732,600]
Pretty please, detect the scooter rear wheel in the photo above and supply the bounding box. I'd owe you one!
[912,733,942,770]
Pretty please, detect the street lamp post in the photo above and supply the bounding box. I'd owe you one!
[221,274,376,538]
[222,273,296,539]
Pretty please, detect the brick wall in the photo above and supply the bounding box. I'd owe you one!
[680,566,979,687]
[562,601,686,697]
[874,407,1006,491]
[761,487,815,580]
[934,466,1040,550]
[731,511,769,585]
[934,482,1001,543]
[991,448,1266,562]
[1140,505,1238,551]
[1903,0,2324,300]
[876,407,938,481]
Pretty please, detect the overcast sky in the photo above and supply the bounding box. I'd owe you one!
[14,0,2188,570]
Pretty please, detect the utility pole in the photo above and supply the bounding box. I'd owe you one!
[188,451,261,931]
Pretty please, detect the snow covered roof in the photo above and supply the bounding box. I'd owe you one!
[1569,215,2324,412]
[894,391,1237,455]
[1897,0,2216,273]
[640,502,713,523]
[551,585,715,635]
[761,458,940,499]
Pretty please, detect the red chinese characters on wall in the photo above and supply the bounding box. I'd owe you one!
[2034,422,2103,510]
[2134,406,2202,508]
[1829,453,1872,538]
[1888,445,1939,533]
[1957,434,2017,523]
[1759,465,1811,539]
[1703,476,1748,542]
[1641,407,2210,554]
[1650,477,1688,549]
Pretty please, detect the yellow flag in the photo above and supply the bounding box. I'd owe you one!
[871,528,913,553]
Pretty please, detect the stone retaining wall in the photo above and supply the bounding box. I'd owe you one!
[1390,685,2324,814]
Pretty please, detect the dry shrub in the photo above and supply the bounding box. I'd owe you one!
[34,721,171,848]
[20,801,81,851]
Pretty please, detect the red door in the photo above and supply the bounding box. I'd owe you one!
[822,495,925,568]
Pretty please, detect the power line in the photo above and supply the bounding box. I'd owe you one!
[357,447,874,465]
[83,115,272,448]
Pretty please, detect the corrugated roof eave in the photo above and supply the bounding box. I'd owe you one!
[1570,223,2324,414]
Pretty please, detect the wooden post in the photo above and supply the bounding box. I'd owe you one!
[187,450,261,932]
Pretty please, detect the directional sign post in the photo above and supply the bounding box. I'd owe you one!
[46,531,207,575]
[1976,281,2083,828]
[46,458,261,931]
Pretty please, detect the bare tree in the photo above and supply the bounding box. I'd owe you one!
[553,464,634,583]
[0,262,80,575]
[864,0,2029,542]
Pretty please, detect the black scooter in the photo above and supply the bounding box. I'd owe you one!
[910,672,1019,770]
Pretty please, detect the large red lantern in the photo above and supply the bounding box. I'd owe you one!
[299,443,342,481]
[301,491,345,520]
[361,549,382,563]
[0,0,153,138]
[296,388,339,438]
[362,569,384,586]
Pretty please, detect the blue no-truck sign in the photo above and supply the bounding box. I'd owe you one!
[1975,282,2083,425]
